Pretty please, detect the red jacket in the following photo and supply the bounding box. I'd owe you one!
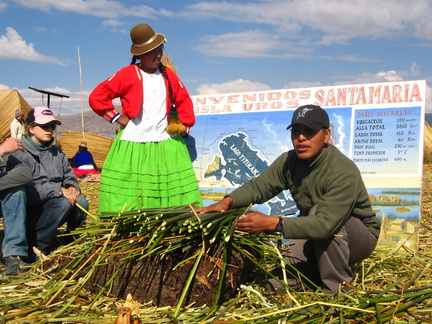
[89,64,195,126]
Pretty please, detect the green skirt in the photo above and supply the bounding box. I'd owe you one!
[98,131,202,213]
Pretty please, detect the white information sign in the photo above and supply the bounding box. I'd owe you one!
[189,80,426,248]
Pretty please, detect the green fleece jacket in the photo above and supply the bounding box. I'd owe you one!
[228,144,381,240]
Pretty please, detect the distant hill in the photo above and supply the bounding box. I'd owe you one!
[57,110,118,139]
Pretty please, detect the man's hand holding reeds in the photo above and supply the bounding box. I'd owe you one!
[235,212,279,234]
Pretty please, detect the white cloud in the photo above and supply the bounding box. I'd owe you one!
[9,0,432,61]
[196,30,281,58]
[284,81,322,89]
[330,62,423,85]
[317,54,379,63]
[183,0,432,44]
[11,0,163,19]
[34,26,58,34]
[182,0,432,59]
[102,19,123,27]
[181,1,302,32]
[0,27,65,65]
[426,86,432,113]
[297,0,432,44]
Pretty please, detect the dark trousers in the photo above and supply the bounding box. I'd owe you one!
[26,195,88,255]
[267,216,378,294]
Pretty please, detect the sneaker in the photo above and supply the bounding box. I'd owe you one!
[0,256,29,275]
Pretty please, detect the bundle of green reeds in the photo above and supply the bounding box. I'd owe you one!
[31,203,286,317]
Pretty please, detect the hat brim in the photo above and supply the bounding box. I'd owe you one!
[130,34,166,56]
[286,121,325,131]
[37,117,62,126]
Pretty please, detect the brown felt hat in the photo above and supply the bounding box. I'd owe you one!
[78,141,87,148]
[130,23,166,56]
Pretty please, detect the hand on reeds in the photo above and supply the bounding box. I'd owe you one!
[196,196,233,213]
[236,212,280,234]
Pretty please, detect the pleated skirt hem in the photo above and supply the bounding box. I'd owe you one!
[98,132,202,213]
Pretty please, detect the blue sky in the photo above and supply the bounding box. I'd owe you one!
[0,0,431,116]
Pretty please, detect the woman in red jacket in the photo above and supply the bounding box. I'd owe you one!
[89,23,201,213]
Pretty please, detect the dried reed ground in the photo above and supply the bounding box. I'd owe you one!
[1,167,431,323]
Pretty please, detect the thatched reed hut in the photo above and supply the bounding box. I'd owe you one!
[60,131,113,169]
[0,90,32,142]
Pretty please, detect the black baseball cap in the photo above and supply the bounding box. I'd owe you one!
[286,105,329,130]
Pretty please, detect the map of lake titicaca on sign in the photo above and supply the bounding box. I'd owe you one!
[189,80,426,249]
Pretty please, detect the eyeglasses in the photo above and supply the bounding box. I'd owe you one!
[290,127,320,137]
[37,123,56,130]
